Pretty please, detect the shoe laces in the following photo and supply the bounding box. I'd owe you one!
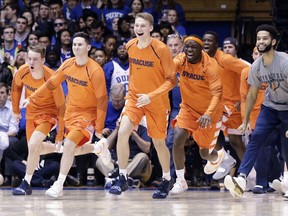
[114,174,126,186]
[157,179,169,191]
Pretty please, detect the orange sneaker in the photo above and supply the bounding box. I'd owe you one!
[204,151,224,174]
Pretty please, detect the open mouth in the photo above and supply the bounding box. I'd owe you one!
[203,46,209,51]
[137,33,144,36]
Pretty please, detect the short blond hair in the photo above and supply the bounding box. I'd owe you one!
[28,44,46,58]
[135,12,154,26]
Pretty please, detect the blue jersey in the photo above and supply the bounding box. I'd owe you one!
[102,6,130,31]
[103,58,129,95]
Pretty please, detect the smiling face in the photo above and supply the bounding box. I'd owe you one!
[134,17,153,39]
[72,37,91,57]
[256,30,275,54]
[60,31,71,45]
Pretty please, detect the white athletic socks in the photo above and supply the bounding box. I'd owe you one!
[175,169,185,181]
[58,173,67,186]
[119,169,127,179]
[24,174,32,185]
[163,172,171,181]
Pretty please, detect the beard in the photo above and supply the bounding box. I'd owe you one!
[258,41,273,53]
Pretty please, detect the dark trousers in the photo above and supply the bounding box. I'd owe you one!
[254,129,281,187]
[239,105,288,176]
[12,160,59,186]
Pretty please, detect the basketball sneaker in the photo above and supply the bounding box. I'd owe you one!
[94,138,111,165]
[45,180,63,198]
[152,178,173,199]
[270,179,285,195]
[252,185,266,194]
[170,178,188,195]
[109,174,128,195]
[213,153,236,180]
[12,179,32,195]
[224,175,246,198]
[128,177,141,188]
[204,151,224,174]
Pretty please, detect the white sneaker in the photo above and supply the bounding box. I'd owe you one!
[213,153,236,180]
[45,180,63,198]
[224,175,246,198]
[170,178,188,195]
[95,138,111,165]
[245,168,256,192]
[270,179,285,195]
[204,151,224,174]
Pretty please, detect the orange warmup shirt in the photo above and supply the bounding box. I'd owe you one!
[240,66,267,129]
[174,52,223,120]
[29,57,108,134]
[11,64,65,141]
[126,38,176,111]
[214,50,249,103]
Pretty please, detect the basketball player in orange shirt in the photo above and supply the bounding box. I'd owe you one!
[169,36,224,194]
[11,45,65,195]
[202,31,249,180]
[21,32,110,198]
[109,12,177,199]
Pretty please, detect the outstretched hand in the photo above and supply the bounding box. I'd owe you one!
[136,94,151,107]
[196,114,212,128]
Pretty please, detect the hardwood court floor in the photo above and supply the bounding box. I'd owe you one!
[0,187,287,216]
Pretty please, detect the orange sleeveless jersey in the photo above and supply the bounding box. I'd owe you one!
[29,57,108,134]
[240,66,267,125]
[126,38,176,110]
[174,52,223,121]
[11,64,65,140]
[214,50,249,103]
